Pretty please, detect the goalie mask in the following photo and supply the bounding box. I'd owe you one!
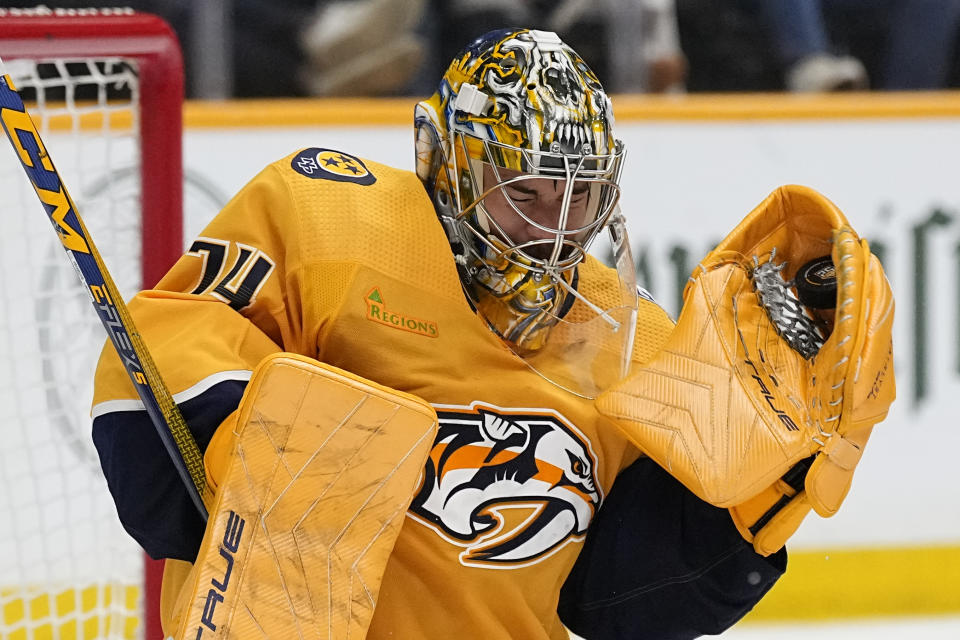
[414,28,637,397]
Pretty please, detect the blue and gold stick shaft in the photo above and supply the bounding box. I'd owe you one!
[0,59,207,520]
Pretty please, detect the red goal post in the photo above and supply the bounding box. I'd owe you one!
[0,8,183,640]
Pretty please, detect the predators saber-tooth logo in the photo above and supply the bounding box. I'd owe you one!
[408,402,601,568]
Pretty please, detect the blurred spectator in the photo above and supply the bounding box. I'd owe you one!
[606,0,687,93]
[432,0,687,93]
[43,0,688,97]
[679,0,960,92]
[824,0,960,90]
[42,0,428,97]
[677,0,777,92]
[41,0,960,96]
[300,0,429,96]
[754,0,960,91]
[752,0,868,92]
[232,0,317,97]
[38,0,316,97]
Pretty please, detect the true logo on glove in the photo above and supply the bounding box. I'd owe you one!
[743,357,800,431]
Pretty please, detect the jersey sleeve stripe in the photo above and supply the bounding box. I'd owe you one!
[91,369,253,419]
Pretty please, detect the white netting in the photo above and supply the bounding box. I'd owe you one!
[0,57,145,639]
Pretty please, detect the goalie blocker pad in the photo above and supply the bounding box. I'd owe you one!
[167,353,438,639]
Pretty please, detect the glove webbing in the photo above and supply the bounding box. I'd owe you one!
[752,253,826,359]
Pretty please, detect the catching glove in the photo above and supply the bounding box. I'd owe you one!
[595,185,895,555]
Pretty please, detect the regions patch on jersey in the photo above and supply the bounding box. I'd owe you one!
[291,148,376,185]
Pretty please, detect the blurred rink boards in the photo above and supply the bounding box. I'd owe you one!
[74,92,960,635]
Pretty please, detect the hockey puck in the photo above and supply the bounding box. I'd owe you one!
[794,256,836,309]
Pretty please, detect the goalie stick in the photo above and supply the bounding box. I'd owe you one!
[0,58,208,520]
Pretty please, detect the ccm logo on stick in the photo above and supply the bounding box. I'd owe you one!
[196,510,245,639]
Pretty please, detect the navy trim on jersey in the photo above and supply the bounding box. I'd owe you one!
[558,457,786,639]
[92,379,248,561]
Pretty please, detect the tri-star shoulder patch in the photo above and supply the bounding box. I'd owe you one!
[291,148,376,185]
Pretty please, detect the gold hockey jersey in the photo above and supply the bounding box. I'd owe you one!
[93,148,675,639]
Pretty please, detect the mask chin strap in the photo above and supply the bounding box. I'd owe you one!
[546,266,623,331]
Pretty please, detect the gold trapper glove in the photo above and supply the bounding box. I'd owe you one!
[595,185,895,555]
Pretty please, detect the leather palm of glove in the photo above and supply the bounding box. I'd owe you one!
[596,185,896,556]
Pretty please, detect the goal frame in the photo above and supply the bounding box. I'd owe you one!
[0,10,184,640]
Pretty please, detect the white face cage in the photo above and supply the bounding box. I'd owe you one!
[450,132,626,276]
[434,128,638,398]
